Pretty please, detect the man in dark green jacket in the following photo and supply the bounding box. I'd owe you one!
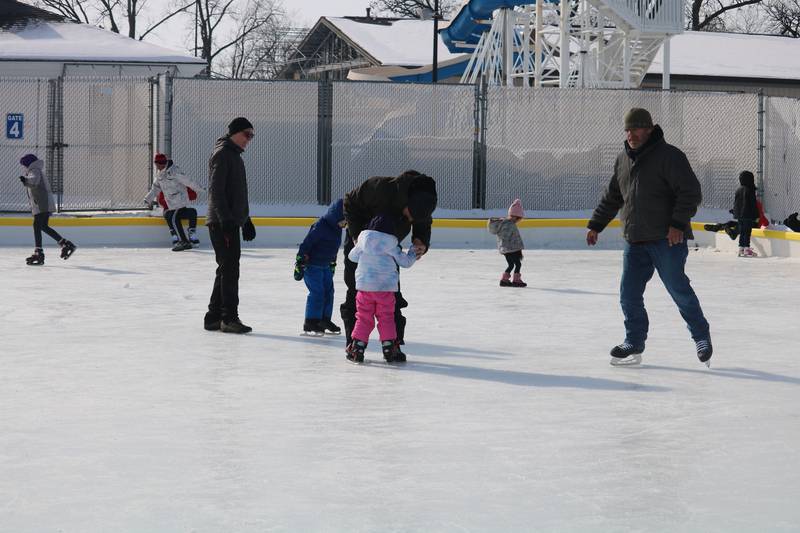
[587,108,712,367]
[204,117,258,334]
[340,170,437,360]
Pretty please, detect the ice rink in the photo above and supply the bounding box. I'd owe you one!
[2,245,799,532]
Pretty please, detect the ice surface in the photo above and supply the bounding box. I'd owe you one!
[1,246,799,532]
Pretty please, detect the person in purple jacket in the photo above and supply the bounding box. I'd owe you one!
[294,199,346,336]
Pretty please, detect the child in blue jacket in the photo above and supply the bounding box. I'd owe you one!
[295,199,346,335]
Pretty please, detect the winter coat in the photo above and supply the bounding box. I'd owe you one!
[144,161,205,211]
[298,199,344,266]
[343,172,437,249]
[206,136,250,227]
[488,217,524,254]
[732,173,759,221]
[588,125,702,242]
[20,159,56,215]
[348,229,416,292]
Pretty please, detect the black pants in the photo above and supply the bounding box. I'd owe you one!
[737,219,754,248]
[207,224,241,321]
[340,232,407,345]
[164,207,197,242]
[33,212,63,248]
[504,251,523,274]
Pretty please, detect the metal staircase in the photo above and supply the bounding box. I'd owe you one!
[443,0,684,88]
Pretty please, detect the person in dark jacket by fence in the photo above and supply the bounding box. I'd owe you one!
[340,170,437,356]
[732,170,759,257]
[204,117,257,334]
[295,199,346,336]
[586,108,712,367]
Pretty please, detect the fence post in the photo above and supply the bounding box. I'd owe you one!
[148,77,157,188]
[317,80,333,205]
[472,76,488,209]
[161,72,174,158]
[757,89,765,201]
[47,76,65,212]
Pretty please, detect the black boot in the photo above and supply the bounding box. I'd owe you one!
[220,317,252,334]
[696,338,713,367]
[204,312,221,331]
[346,340,367,364]
[320,318,341,335]
[26,248,44,266]
[382,339,406,363]
[609,342,644,366]
[302,319,325,336]
[59,239,76,259]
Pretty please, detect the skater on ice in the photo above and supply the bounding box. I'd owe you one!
[586,108,713,367]
[144,152,206,251]
[18,153,76,265]
[731,170,760,258]
[204,117,257,334]
[488,198,527,287]
[345,215,417,364]
[341,170,437,358]
[294,199,346,336]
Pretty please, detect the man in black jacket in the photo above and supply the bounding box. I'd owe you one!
[586,108,712,367]
[204,117,258,334]
[340,170,437,359]
[732,170,759,257]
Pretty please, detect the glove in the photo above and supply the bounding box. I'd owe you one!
[242,218,256,241]
[293,254,306,281]
[329,261,336,274]
[19,176,25,184]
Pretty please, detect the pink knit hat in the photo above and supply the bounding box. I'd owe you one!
[508,198,524,218]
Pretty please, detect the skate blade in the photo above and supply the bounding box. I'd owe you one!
[346,358,366,365]
[324,331,342,335]
[610,354,642,366]
[300,331,325,337]
[61,249,76,260]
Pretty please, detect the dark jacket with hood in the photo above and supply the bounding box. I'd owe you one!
[298,199,345,266]
[588,125,702,242]
[732,172,759,221]
[206,136,249,227]
[343,171,437,249]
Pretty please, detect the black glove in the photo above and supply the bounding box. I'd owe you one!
[329,261,336,274]
[294,254,306,281]
[242,218,256,241]
[19,176,25,184]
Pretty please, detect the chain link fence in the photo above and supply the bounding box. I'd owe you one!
[3,76,797,219]
[170,79,319,207]
[60,78,152,211]
[331,82,476,209]
[0,78,49,212]
[484,87,758,211]
[764,97,800,221]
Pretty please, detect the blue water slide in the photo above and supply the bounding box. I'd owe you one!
[441,0,549,53]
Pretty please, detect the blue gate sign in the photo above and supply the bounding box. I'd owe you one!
[6,113,24,139]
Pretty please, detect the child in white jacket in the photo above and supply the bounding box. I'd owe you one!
[346,215,416,364]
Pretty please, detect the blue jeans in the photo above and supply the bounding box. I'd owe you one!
[620,240,709,346]
[304,265,334,320]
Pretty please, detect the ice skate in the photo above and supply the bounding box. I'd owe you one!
[382,339,405,364]
[188,227,200,245]
[203,312,221,331]
[58,239,76,260]
[172,240,192,252]
[346,340,367,364]
[25,248,44,266]
[301,319,325,337]
[742,247,758,258]
[511,272,527,288]
[609,342,644,366]
[220,317,252,334]
[696,338,713,367]
[320,319,341,335]
[170,231,179,245]
[499,272,512,287]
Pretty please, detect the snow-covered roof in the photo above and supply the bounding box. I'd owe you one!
[649,31,800,81]
[325,17,462,66]
[0,20,205,67]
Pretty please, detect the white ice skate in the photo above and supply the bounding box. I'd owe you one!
[610,353,642,366]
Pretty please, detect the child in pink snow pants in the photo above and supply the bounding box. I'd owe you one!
[346,215,416,364]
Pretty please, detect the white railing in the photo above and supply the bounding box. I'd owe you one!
[599,0,683,33]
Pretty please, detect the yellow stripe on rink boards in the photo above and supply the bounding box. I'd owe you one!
[1,216,799,242]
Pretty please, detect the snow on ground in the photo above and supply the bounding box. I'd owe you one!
[1,245,799,532]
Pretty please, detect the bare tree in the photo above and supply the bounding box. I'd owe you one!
[196,0,285,77]
[31,0,92,23]
[765,0,800,36]
[688,0,766,31]
[368,0,460,19]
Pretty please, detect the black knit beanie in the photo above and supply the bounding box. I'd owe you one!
[228,117,253,136]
